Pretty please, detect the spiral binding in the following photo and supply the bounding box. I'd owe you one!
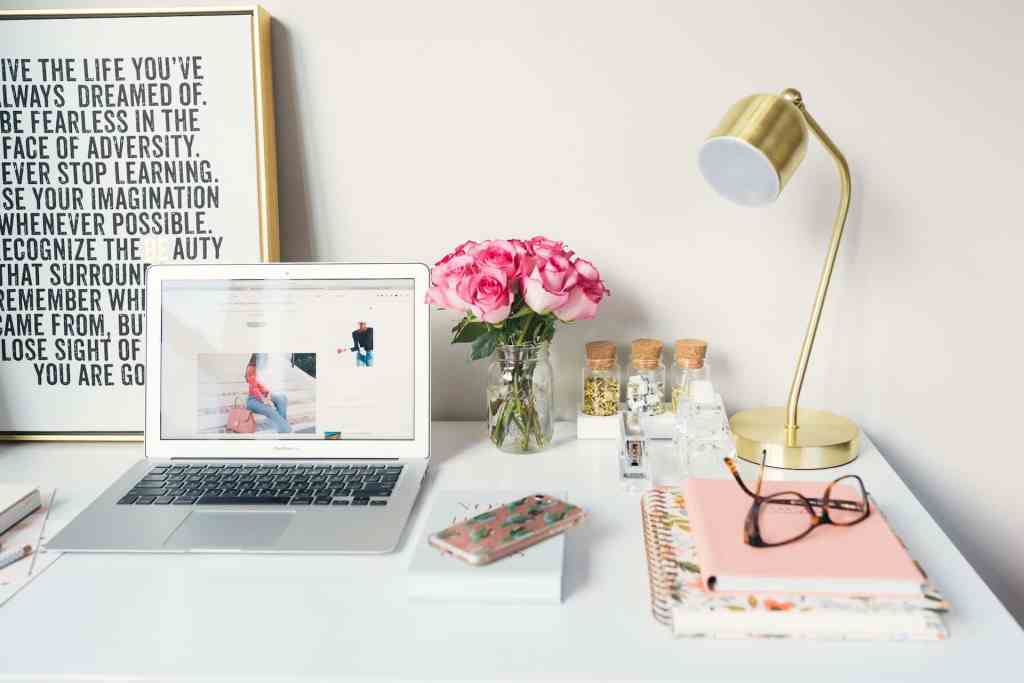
[640,487,680,628]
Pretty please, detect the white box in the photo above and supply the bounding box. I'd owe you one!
[576,407,624,440]
[407,490,566,604]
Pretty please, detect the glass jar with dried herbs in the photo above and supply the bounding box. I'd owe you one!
[581,340,620,416]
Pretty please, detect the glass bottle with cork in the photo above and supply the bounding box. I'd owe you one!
[581,340,620,417]
[626,338,665,416]
[671,339,709,415]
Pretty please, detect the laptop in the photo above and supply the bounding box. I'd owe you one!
[47,262,431,554]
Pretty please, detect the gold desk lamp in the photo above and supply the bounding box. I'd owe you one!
[698,88,859,469]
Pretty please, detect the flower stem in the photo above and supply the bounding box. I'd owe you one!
[487,345,549,452]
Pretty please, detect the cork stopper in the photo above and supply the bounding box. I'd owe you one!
[630,338,663,369]
[674,339,708,369]
[585,340,617,370]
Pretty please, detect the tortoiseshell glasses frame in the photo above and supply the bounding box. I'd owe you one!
[723,450,871,548]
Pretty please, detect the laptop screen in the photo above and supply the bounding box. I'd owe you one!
[159,278,415,441]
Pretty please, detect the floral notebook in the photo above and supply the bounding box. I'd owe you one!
[640,487,949,640]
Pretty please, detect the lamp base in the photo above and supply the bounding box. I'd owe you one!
[730,407,859,470]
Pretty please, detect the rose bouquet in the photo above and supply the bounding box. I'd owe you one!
[426,237,609,452]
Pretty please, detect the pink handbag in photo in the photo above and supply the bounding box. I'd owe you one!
[226,397,256,433]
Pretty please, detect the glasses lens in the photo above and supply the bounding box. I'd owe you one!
[825,476,870,525]
[757,492,815,545]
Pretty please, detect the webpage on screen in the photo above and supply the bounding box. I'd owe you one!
[158,278,414,441]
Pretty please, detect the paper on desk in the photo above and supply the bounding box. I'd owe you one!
[0,489,61,607]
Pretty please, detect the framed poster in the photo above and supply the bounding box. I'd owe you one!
[0,7,279,440]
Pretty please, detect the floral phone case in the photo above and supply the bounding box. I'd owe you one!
[428,494,586,566]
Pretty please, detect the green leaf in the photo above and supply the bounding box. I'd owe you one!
[509,305,535,319]
[502,514,530,527]
[507,526,531,540]
[451,321,488,344]
[469,526,492,542]
[470,329,499,361]
[498,317,522,341]
[543,510,566,525]
[541,316,557,342]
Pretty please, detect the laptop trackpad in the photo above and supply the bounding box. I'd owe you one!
[164,510,294,551]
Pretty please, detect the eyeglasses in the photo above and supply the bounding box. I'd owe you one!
[723,450,871,548]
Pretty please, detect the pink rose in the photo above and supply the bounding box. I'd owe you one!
[469,239,520,283]
[452,239,478,256]
[456,269,512,323]
[519,236,572,285]
[554,258,609,321]
[509,239,530,257]
[433,239,478,269]
[424,253,475,312]
[523,253,579,314]
[509,239,532,279]
[527,236,573,263]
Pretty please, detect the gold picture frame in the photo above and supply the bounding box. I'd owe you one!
[0,6,280,441]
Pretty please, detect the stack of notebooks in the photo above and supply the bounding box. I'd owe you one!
[640,480,949,640]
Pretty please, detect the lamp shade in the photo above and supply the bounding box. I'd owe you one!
[698,94,808,207]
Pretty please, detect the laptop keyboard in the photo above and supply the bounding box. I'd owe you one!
[116,463,402,507]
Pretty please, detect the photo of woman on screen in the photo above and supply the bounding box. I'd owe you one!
[337,321,374,367]
[245,353,291,433]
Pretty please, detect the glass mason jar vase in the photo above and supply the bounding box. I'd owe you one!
[487,344,555,453]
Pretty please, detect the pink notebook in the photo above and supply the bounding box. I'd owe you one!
[683,478,925,596]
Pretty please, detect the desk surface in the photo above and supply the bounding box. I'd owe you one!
[0,422,1020,681]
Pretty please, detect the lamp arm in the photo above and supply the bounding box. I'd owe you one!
[783,93,852,437]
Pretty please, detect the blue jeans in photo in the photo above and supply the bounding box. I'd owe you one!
[356,350,374,367]
[247,393,290,433]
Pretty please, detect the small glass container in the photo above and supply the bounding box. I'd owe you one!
[581,340,620,417]
[626,338,665,416]
[675,382,734,479]
[670,339,709,415]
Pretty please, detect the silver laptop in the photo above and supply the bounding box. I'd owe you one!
[47,262,431,554]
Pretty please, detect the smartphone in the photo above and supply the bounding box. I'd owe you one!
[428,494,586,566]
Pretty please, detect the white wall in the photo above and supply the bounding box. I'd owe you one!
[14,0,1024,623]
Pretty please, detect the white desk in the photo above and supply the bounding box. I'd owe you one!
[0,422,1020,681]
